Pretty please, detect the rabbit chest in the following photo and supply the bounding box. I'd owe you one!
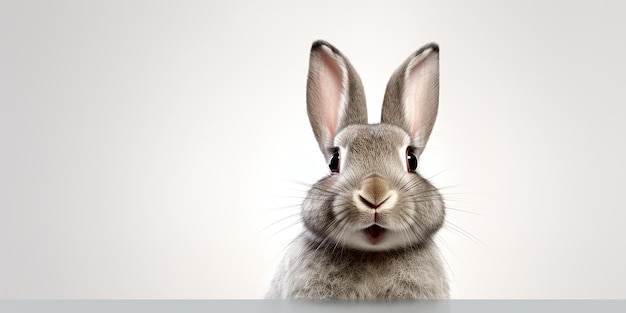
[271,236,448,299]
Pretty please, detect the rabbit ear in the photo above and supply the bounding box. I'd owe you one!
[307,40,368,154]
[381,43,439,155]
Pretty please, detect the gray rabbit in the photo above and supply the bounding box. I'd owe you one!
[267,40,448,299]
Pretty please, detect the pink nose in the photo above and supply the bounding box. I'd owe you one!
[357,174,391,209]
[358,195,389,209]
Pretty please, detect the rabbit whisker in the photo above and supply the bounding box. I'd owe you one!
[267,219,304,239]
[273,232,307,261]
[446,206,484,217]
[262,203,302,212]
[258,212,302,234]
[444,220,489,250]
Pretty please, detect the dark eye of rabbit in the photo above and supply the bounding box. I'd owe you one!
[406,147,418,173]
[329,148,340,173]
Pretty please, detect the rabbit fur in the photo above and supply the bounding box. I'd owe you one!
[267,40,448,299]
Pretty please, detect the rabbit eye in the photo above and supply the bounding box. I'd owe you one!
[329,147,340,173]
[406,147,418,173]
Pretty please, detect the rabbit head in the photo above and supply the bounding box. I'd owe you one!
[303,40,443,252]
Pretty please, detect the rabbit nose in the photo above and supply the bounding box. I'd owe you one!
[358,174,391,209]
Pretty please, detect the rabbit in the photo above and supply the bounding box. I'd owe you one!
[266,40,448,299]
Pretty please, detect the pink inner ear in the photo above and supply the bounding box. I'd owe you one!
[405,63,424,135]
[404,53,438,140]
[319,51,345,138]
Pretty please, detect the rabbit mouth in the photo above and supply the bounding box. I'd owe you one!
[364,225,386,244]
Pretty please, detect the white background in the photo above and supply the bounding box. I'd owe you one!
[1,0,625,298]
